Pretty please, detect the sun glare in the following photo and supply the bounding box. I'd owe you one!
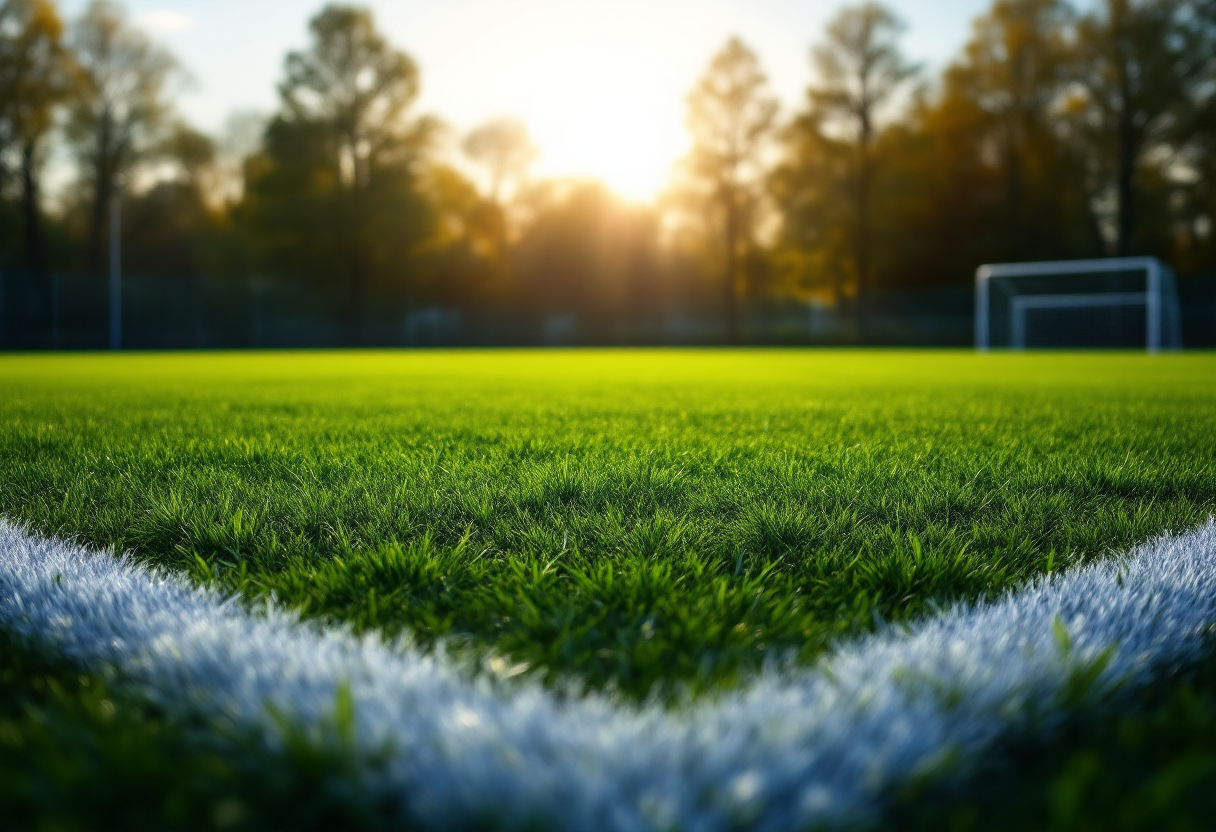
[516,36,690,202]
[422,2,703,202]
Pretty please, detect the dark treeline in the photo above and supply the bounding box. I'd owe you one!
[1,0,1214,348]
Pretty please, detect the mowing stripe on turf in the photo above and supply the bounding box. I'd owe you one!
[2,519,1216,831]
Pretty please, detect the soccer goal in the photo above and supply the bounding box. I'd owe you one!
[975,257,1183,351]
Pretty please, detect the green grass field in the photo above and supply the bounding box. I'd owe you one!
[2,349,1216,830]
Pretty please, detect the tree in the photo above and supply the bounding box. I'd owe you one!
[683,37,778,343]
[462,116,535,261]
[122,122,223,345]
[165,121,215,187]
[1073,0,1209,254]
[0,0,74,292]
[248,3,434,344]
[807,2,917,336]
[211,110,265,206]
[66,0,176,274]
[1172,0,1216,272]
[279,4,425,190]
[946,0,1076,255]
[415,162,502,308]
[463,116,536,205]
[770,108,856,309]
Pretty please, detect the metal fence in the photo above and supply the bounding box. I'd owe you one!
[0,267,1208,350]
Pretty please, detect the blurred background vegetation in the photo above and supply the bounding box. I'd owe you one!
[1,0,1214,348]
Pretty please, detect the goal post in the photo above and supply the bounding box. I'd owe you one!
[975,257,1183,352]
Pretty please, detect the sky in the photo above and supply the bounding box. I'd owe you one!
[60,0,1005,201]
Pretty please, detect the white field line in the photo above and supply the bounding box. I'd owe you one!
[3,520,1216,831]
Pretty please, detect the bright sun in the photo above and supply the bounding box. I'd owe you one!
[516,36,690,202]
[426,2,702,202]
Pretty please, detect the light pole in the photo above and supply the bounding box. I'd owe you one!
[108,179,122,350]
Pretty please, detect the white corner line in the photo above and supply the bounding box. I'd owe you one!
[3,519,1216,831]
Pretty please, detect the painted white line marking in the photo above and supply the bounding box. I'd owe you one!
[3,519,1216,830]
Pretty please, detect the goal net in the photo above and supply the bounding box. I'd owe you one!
[975,257,1182,351]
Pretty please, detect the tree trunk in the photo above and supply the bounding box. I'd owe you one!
[1005,124,1024,257]
[1112,11,1136,258]
[724,189,740,344]
[186,270,205,348]
[21,142,51,346]
[856,144,872,342]
[1116,111,1137,256]
[344,253,368,347]
[87,166,112,277]
[21,143,45,279]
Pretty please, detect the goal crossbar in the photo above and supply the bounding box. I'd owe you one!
[975,257,1172,352]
